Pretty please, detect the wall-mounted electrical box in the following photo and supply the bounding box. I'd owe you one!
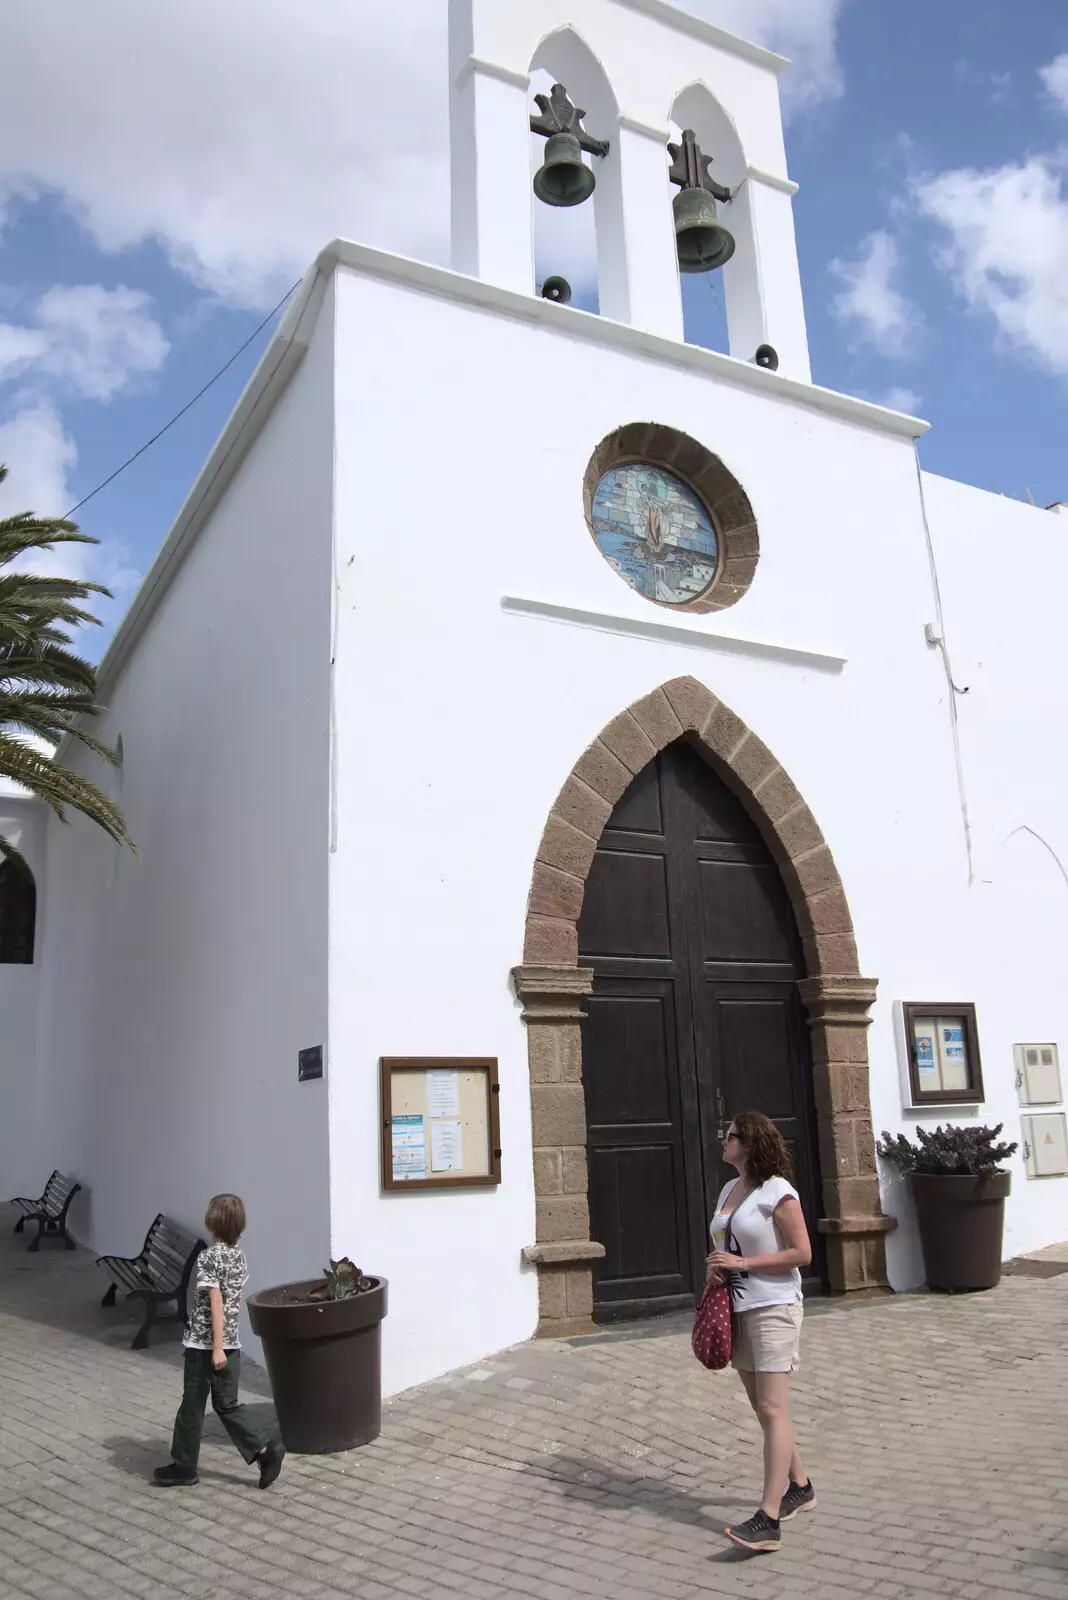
[1014,1044,1062,1106]
[1021,1113,1068,1179]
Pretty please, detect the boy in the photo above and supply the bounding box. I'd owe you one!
[154,1193,284,1489]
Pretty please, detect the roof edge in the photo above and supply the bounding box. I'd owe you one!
[618,0,791,73]
[66,234,928,750]
[74,264,330,725]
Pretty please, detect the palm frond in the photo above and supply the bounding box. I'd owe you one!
[0,461,135,856]
[0,739,134,848]
[0,834,33,878]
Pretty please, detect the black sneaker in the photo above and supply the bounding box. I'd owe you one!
[153,1463,198,1487]
[725,1509,781,1553]
[779,1477,817,1521]
[258,1441,285,1489]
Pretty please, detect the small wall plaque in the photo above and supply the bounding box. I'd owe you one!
[298,1046,324,1083]
[380,1057,501,1191]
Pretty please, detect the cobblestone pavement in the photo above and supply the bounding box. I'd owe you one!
[1,1208,1067,1600]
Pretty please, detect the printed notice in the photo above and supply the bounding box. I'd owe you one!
[430,1119,464,1172]
[942,1025,965,1063]
[391,1114,427,1181]
[427,1068,461,1120]
[940,1022,969,1093]
[915,1035,937,1074]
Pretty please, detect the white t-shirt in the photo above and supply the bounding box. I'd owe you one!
[710,1175,803,1312]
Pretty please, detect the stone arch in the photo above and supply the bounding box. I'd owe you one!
[514,675,894,1336]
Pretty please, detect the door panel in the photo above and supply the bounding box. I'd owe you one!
[579,849,671,959]
[579,739,826,1319]
[696,859,798,965]
[583,983,694,1312]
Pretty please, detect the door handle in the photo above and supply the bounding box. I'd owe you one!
[715,1086,726,1140]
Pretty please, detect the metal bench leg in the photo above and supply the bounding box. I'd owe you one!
[131,1303,158,1351]
[13,1215,25,1233]
[27,1218,46,1253]
[60,1224,76,1251]
[101,1283,118,1308]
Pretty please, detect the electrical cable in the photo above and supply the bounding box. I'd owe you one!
[913,438,975,885]
[62,278,302,522]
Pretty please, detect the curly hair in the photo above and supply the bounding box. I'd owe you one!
[732,1111,793,1186]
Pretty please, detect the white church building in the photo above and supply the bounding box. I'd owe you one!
[3,0,1067,1396]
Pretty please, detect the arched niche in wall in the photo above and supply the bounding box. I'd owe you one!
[529,27,620,320]
[0,858,36,964]
[668,82,750,356]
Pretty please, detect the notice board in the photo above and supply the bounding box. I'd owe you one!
[380,1057,501,1191]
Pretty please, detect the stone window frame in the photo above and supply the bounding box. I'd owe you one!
[582,423,759,615]
[514,675,895,1338]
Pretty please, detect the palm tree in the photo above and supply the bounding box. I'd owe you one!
[0,463,133,874]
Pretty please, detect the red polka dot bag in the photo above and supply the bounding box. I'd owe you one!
[691,1218,736,1370]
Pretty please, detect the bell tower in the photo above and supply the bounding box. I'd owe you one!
[448,0,811,380]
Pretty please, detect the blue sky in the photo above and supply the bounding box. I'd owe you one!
[1,0,1066,655]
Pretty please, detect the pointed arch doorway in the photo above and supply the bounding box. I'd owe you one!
[580,739,823,1319]
[514,676,895,1337]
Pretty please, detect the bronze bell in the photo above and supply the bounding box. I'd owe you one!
[533,132,596,208]
[673,186,735,273]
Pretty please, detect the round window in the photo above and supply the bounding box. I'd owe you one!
[583,425,758,615]
[590,461,719,607]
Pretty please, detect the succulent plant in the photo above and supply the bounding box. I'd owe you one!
[308,1257,375,1301]
[877,1123,1017,1177]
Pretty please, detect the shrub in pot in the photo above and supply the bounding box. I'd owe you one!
[248,1258,388,1454]
[877,1124,1018,1292]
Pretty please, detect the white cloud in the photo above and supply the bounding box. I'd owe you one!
[829,230,919,357]
[0,0,844,312]
[0,399,142,633]
[915,155,1068,379]
[877,386,923,414]
[1040,52,1068,114]
[687,0,846,111]
[0,285,169,401]
[0,398,77,525]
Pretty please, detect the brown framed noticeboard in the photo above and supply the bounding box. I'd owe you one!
[380,1058,501,1191]
[903,1003,984,1106]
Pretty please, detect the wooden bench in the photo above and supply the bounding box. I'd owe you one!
[96,1214,206,1350]
[10,1170,81,1252]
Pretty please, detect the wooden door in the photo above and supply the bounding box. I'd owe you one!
[578,740,824,1320]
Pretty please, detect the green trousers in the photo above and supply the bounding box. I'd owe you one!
[171,1349,271,1469]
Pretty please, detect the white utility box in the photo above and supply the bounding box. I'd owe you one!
[1014,1044,1062,1106]
[1021,1113,1068,1179]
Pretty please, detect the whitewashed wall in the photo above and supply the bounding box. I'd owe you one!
[0,793,45,1198]
[891,473,1068,1270]
[27,283,337,1350]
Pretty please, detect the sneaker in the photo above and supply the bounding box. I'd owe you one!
[779,1477,817,1521]
[153,1463,198,1487]
[258,1441,285,1490]
[725,1509,781,1553]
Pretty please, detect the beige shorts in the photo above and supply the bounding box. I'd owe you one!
[731,1299,803,1374]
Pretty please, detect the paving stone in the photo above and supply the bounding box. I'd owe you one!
[1,1207,1067,1597]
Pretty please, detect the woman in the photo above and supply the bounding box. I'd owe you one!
[706,1111,815,1554]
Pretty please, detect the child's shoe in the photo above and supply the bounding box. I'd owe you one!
[153,1462,199,1486]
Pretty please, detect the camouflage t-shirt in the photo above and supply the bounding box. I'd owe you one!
[184,1243,249,1350]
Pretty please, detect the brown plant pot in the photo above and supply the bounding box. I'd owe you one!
[247,1277,388,1454]
[908,1172,1011,1292]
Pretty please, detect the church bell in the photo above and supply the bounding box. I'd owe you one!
[533,132,597,208]
[672,187,736,274]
